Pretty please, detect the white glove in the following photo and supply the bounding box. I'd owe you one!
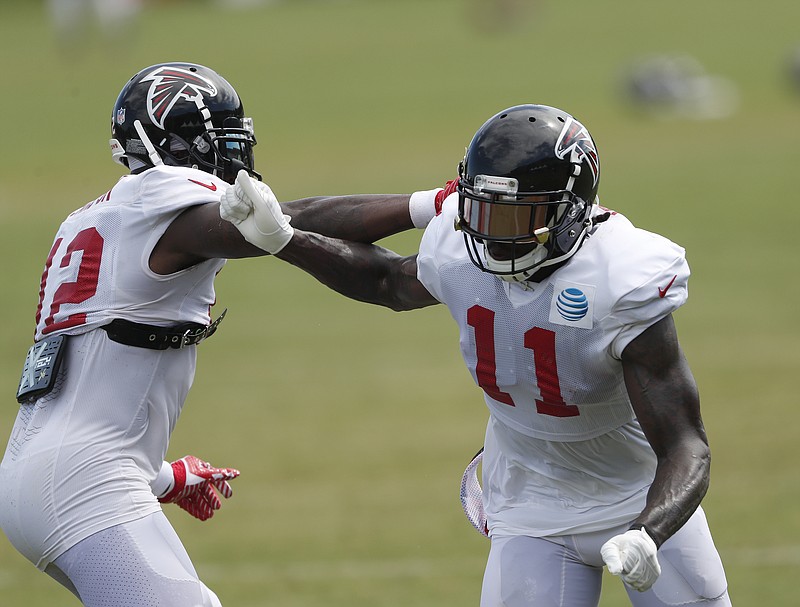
[601,527,661,592]
[220,169,294,253]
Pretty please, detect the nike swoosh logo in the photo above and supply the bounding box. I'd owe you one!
[658,274,678,298]
[188,179,217,192]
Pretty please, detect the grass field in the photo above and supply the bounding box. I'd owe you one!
[1,1,799,605]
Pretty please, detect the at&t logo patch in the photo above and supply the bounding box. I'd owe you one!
[557,288,589,320]
[549,281,595,329]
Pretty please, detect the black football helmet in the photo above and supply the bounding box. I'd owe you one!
[457,104,600,283]
[110,62,259,184]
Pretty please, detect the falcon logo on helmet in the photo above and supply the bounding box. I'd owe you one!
[141,66,218,130]
[110,62,259,184]
[555,117,599,187]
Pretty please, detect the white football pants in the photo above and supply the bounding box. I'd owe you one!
[45,512,222,607]
[481,506,731,607]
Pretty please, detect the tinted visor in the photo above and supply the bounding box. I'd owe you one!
[462,194,570,241]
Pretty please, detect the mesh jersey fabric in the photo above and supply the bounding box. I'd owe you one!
[417,198,689,535]
[34,165,227,340]
[1,166,226,568]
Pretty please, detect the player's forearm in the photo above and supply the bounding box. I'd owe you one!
[276,230,419,311]
[282,194,413,244]
[621,316,712,547]
[632,440,710,547]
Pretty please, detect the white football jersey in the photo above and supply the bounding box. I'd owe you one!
[418,197,690,536]
[34,165,227,340]
[0,166,227,568]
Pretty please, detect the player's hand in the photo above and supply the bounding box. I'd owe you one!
[601,527,661,591]
[158,455,240,522]
[220,169,294,253]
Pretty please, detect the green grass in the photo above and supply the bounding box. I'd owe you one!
[1,0,799,605]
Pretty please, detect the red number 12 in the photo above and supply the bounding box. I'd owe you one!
[38,227,105,335]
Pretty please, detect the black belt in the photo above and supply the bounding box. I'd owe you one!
[102,309,226,350]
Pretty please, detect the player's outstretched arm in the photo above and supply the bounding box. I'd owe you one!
[220,171,437,311]
[602,314,709,591]
[283,194,413,244]
[283,180,456,244]
[150,173,454,274]
[279,231,437,311]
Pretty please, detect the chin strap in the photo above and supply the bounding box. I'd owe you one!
[134,120,164,167]
[514,207,608,285]
[486,243,549,283]
[524,206,610,284]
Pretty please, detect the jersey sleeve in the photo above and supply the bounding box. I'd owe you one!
[132,166,229,269]
[606,232,690,359]
[417,197,461,303]
[137,166,227,219]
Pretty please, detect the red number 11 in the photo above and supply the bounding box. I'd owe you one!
[467,305,579,418]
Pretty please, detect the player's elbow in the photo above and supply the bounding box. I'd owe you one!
[378,281,418,312]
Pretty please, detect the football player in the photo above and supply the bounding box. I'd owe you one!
[0,62,439,606]
[220,104,732,606]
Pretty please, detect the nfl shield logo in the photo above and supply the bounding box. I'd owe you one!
[116,108,126,126]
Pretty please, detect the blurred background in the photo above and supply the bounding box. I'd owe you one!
[1,1,798,605]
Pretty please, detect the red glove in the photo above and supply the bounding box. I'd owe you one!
[434,178,459,214]
[158,455,240,522]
